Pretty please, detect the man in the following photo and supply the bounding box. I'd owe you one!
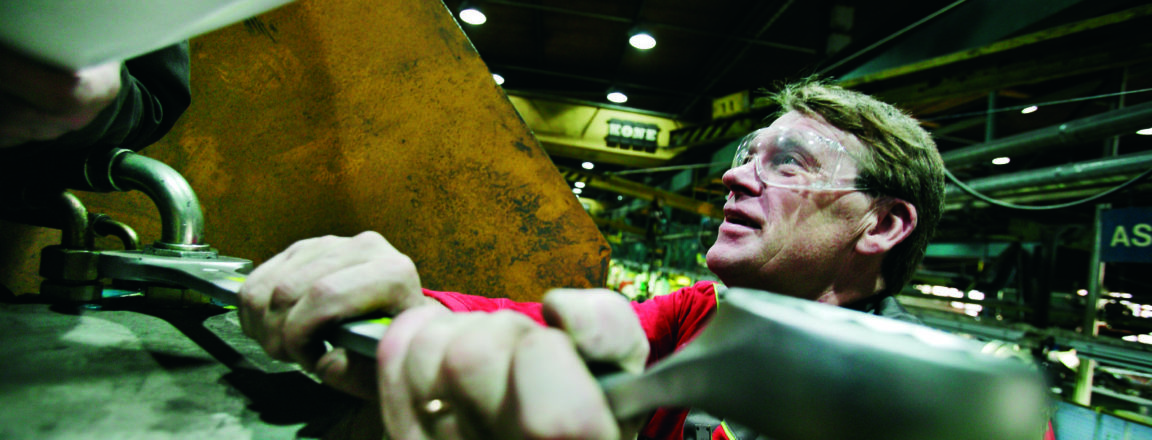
[238,78,946,439]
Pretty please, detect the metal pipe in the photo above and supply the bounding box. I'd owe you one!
[90,214,140,251]
[95,150,208,251]
[56,191,88,249]
[944,150,1152,198]
[941,100,1152,168]
[0,189,89,248]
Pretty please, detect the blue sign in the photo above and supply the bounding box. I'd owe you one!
[1101,207,1152,263]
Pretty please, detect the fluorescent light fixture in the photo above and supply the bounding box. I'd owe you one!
[607,91,628,103]
[459,8,486,25]
[1138,128,1152,135]
[492,73,504,85]
[992,157,1010,165]
[629,32,656,50]
[1020,105,1038,114]
[574,181,585,188]
[582,161,595,170]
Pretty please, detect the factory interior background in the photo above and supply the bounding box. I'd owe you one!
[443,0,1152,436]
[2,0,1152,438]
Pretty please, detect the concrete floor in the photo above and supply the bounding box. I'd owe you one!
[0,295,374,439]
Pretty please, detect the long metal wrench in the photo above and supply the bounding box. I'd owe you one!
[96,250,1049,440]
[95,250,388,356]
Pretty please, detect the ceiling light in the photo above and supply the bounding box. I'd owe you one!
[1138,128,1152,135]
[617,195,623,201]
[572,188,582,194]
[459,7,486,25]
[582,161,595,170]
[607,91,628,103]
[629,32,656,50]
[992,157,1010,165]
[492,73,504,85]
[1020,105,1038,114]
[574,181,585,188]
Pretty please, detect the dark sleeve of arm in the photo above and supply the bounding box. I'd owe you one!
[39,41,191,154]
[0,42,192,189]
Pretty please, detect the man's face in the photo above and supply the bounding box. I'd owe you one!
[706,111,877,300]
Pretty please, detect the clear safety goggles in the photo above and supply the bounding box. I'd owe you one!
[731,127,868,192]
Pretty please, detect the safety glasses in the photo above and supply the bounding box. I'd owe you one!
[731,127,868,192]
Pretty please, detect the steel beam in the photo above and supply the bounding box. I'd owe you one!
[941,101,1152,168]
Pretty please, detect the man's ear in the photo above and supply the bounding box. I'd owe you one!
[856,198,917,255]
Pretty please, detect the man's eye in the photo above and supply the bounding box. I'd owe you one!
[737,152,754,166]
[770,153,803,168]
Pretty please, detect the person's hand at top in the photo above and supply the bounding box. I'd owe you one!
[238,231,444,398]
[377,289,649,440]
[0,45,122,148]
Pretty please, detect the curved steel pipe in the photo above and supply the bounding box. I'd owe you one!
[57,191,89,249]
[90,214,140,251]
[95,149,208,251]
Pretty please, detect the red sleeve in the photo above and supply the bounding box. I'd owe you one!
[631,281,719,366]
[634,281,720,440]
[422,288,546,325]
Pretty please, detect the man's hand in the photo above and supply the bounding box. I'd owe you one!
[377,289,649,439]
[0,46,122,148]
[238,231,442,398]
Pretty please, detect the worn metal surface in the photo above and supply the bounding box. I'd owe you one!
[1,0,609,301]
[0,297,371,439]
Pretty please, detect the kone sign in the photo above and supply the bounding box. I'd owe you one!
[606,118,660,151]
[1101,207,1152,263]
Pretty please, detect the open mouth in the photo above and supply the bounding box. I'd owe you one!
[724,213,760,229]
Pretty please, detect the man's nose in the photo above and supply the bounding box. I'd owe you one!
[722,162,761,197]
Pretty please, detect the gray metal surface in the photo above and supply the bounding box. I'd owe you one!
[0,299,361,439]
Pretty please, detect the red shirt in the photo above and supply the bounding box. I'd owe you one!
[422,281,720,440]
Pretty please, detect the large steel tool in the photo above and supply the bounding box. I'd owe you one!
[98,250,1049,440]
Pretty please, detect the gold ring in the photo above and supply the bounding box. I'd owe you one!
[422,398,451,417]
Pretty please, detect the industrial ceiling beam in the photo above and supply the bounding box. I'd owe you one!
[589,215,646,236]
[560,166,723,219]
[940,100,1152,168]
[839,3,1152,88]
[944,150,1152,205]
[507,94,688,168]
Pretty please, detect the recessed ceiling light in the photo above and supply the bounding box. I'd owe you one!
[582,161,595,170]
[574,181,585,188]
[572,188,582,194]
[607,91,628,103]
[459,8,486,25]
[1020,105,1038,114]
[629,32,656,50]
[492,73,504,85]
[992,157,1010,165]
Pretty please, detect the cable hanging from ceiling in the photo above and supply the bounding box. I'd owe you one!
[944,166,1152,211]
